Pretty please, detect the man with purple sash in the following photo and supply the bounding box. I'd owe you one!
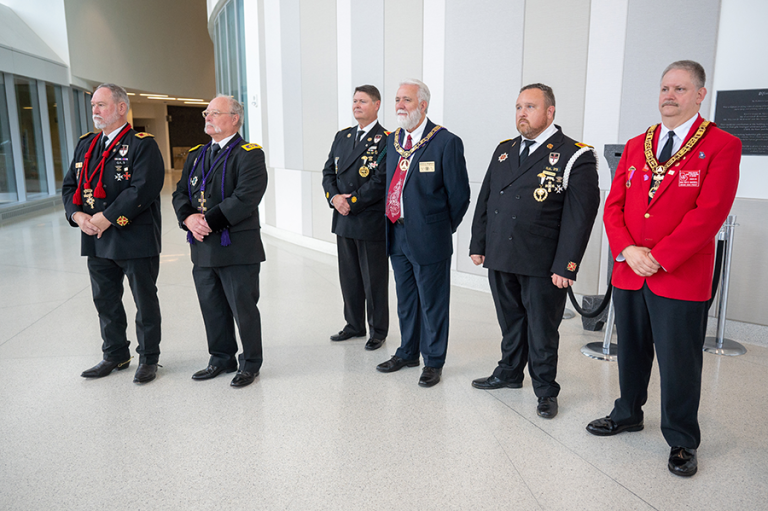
[172,94,268,388]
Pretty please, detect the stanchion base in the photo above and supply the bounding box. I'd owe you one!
[580,342,618,362]
[703,337,746,356]
[563,309,576,320]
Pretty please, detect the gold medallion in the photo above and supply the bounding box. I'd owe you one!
[399,158,410,172]
[534,187,548,202]
[359,166,369,177]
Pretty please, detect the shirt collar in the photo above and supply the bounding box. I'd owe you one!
[102,123,128,145]
[211,133,237,149]
[357,119,378,135]
[403,116,429,145]
[520,122,558,152]
[659,113,699,143]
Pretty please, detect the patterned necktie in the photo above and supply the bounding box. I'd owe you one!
[519,139,535,165]
[385,134,413,223]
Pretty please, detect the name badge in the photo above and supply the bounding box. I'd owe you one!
[419,161,435,173]
[678,170,700,187]
[75,162,83,169]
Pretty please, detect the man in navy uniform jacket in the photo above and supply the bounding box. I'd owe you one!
[376,79,470,388]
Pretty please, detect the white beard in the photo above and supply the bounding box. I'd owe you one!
[397,108,422,132]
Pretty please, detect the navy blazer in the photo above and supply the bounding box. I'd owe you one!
[386,118,470,265]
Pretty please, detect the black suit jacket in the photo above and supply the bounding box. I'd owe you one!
[385,119,471,265]
[172,136,268,267]
[321,122,388,241]
[62,128,164,260]
[469,126,600,280]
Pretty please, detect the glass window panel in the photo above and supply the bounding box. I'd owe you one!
[0,75,18,203]
[84,91,94,132]
[14,76,47,197]
[237,0,248,140]
[72,90,83,142]
[217,13,229,94]
[227,1,239,101]
[46,83,68,191]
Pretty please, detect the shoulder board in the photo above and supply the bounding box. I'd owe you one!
[499,138,512,144]
[79,132,93,139]
[189,144,203,152]
[241,143,261,151]
[135,132,154,139]
[575,142,593,148]
[384,131,391,136]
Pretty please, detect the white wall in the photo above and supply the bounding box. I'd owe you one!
[0,0,70,66]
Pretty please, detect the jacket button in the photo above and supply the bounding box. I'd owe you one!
[494,210,498,214]
[516,195,520,199]
[508,237,512,240]
[512,215,516,220]
[644,213,650,218]
[500,191,504,195]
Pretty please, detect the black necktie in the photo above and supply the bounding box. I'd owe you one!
[354,130,365,148]
[659,130,675,163]
[209,143,220,167]
[519,139,535,165]
[100,135,107,156]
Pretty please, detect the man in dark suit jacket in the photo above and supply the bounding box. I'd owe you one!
[62,83,165,384]
[172,94,268,388]
[322,85,389,351]
[376,79,470,388]
[469,83,600,418]
[588,61,741,477]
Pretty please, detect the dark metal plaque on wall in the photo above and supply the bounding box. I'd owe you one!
[714,89,768,155]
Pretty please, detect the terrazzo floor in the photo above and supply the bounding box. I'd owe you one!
[1,174,766,510]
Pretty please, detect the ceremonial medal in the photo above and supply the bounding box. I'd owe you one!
[399,158,410,172]
[191,176,198,186]
[547,143,553,149]
[498,152,508,163]
[334,157,339,173]
[359,166,369,177]
[198,191,207,212]
[374,135,382,143]
[116,165,123,172]
[75,162,83,169]
[534,187,548,202]
[83,188,95,209]
[549,153,560,165]
[115,174,123,181]
[119,145,129,157]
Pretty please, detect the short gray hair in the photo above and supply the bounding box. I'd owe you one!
[662,60,706,89]
[399,79,430,113]
[215,93,245,129]
[96,83,130,109]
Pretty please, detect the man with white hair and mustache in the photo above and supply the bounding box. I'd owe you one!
[62,83,165,384]
[172,94,268,388]
[588,61,741,477]
[375,79,470,387]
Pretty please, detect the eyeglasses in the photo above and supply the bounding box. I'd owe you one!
[201,110,235,118]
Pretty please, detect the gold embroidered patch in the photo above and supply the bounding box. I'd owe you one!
[116,216,129,226]
[326,192,329,198]
[575,142,592,148]
[241,143,261,151]
[351,196,358,203]
[80,132,93,139]
[567,261,577,272]
[135,132,154,139]
[189,144,203,152]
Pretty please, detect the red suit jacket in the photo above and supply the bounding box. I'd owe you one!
[604,115,741,301]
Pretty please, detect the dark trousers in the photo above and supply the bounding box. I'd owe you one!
[87,255,161,364]
[610,284,708,449]
[488,270,566,397]
[389,222,451,368]
[192,263,263,373]
[336,235,388,339]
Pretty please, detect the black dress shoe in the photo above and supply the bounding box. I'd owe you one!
[192,364,238,381]
[471,375,522,390]
[376,356,420,373]
[365,337,385,351]
[81,358,131,378]
[231,371,258,387]
[133,364,158,384]
[330,330,365,342]
[668,446,697,477]
[418,366,442,387]
[537,396,558,418]
[586,416,644,436]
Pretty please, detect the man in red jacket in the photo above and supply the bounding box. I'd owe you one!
[586,61,741,477]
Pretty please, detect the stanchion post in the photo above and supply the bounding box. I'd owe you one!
[704,215,746,356]
[581,296,618,361]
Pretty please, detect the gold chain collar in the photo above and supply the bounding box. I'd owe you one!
[644,120,710,176]
[393,125,444,158]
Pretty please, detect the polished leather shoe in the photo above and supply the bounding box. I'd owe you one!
[364,337,385,351]
[192,364,238,381]
[471,375,522,390]
[586,416,644,436]
[418,366,442,387]
[133,364,158,384]
[330,330,365,342]
[81,358,131,378]
[376,355,420,373]
[668,446,697,477]
[231,371,258,387]
[537,396,558,418]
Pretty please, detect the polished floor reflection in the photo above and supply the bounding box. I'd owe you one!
[1,179,766,510]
